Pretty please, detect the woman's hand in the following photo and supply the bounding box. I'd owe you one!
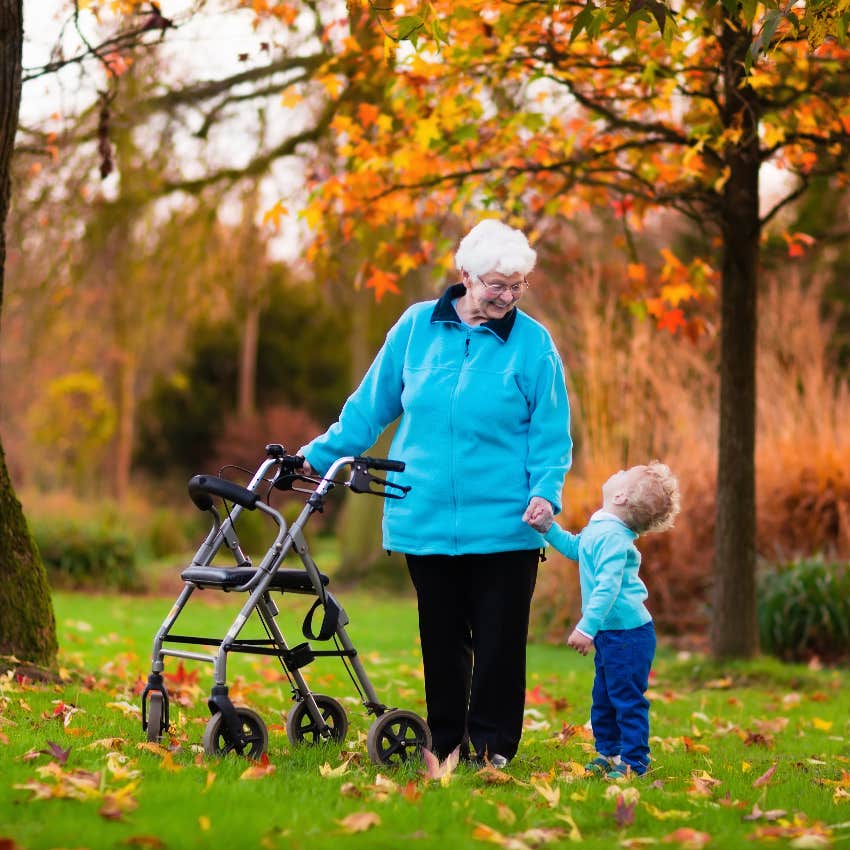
[295,449,314,476]
[567,629,594,656]
[523,496,554,532]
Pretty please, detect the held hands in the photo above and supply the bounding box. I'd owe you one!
[567,629,594,656]
[523,496,554,532]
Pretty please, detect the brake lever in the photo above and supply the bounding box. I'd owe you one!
[349,461,411,499]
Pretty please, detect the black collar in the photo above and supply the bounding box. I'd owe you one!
[430,283,517,342]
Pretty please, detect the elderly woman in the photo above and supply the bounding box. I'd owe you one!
[300,219,572,766]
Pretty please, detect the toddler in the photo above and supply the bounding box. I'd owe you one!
[526,461,680,778]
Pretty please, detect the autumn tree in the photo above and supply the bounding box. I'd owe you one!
[303,0,850,657]
[0,0,57,669]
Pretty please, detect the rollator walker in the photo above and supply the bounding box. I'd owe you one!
[140,443,432,766]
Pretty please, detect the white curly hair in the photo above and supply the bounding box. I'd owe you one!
[454,219,537,278]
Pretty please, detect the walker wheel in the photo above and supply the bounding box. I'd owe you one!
[145,691,167,743]
[366,709,432,766]
[202,706,268,758]
[286,694,349,746]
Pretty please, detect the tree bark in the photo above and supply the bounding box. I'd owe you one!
[711,16,761,658]
[0,0,58,668]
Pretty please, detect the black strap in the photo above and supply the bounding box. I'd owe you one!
[302,596,341,641]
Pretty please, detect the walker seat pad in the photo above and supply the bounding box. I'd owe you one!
[181,566,330,592]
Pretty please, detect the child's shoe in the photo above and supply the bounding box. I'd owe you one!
[584,756,615,776]
[605,764,630,780]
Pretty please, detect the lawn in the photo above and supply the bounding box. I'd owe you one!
[1,588,848,850]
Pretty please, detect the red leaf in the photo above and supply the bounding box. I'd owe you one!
[753,763,777,787]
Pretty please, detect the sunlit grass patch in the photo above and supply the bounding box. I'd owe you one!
[0,591,847,850]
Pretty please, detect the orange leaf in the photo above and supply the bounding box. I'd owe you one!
[662,828,712,849]
[358,103,380,128]
[240,754,276,780]
[337,811,380,833]
[525,685,552,706]
[657,308,686,334]
[364,267,400,302]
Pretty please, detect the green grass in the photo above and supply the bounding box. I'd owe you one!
[1,589,849,850]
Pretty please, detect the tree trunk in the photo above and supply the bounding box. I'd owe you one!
[711,17,761,658]
[0,0,58,669]
[238,305,259,417]
[114,350,137,502]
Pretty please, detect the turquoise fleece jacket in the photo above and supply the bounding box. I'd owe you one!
[543,511,651,637]
[303,284,572,555]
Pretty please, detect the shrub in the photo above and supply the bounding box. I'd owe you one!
[30,516,142,592]
[757,557,850,663]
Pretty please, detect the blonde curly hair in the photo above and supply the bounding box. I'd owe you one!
[622,461,681,534]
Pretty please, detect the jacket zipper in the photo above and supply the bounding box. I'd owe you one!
[449,330,472,551]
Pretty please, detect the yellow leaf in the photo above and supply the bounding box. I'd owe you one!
[262,200,289,230]
[317,74,343,98]
[199,815,211,831]
[532,779,561,807]
[554,810,583,841]
[337,811,380,833]
[812,717,833,731]
[383,37,395,63]
[319,759,351,777]
[643,802,692,821]
[741,761,752,773]
[280,89,302,109]
[159,752,182,773]
[414,116,441,149]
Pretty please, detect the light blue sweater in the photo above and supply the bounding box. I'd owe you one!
[303,285,572,555]
[543,510,652,637]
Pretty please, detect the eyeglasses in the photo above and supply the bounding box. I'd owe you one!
[473,275,529,296]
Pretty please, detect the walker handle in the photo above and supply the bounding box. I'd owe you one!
[356,456,405,473]
[188,475,260,511]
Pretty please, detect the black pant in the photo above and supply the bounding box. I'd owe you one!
[405,550,539,761]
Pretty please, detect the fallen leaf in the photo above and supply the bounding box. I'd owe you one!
[319,758,352,777]
[753,763,777,788]
[643,803,692,821]
[743,803,788,821]
[661,828,711,849]
[123,836,166,848]
[337,811,380,833]
[240,754,276,780]
[421,746,459,785]
[531,779,561,807]
[43,741,71,763]
[472,823,507,845]
[554,810,583,841]
[614,795,637,828]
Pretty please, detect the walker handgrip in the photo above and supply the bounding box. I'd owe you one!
[356,456,405,473]
[188,475,260,512]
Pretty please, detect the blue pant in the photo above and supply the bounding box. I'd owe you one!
[591,622,656,774]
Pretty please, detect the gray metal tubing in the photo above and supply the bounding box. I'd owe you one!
[254,597,316,711]
[190,458,279,568]
[161,648,218,664]
[150,583,195,673]
[212,503,289,683]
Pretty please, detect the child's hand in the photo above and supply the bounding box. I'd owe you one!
[523,497,553,532]
[567,629,594,656]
